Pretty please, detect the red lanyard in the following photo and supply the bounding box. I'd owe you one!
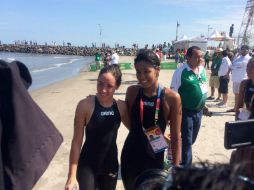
[140,85,161,127]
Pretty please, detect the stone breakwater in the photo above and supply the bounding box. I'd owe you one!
[0,44,138,56]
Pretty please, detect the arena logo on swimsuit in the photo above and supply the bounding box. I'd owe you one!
[143,101,154,107]
[100,111,114,116]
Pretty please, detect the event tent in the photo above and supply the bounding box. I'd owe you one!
[208,30,235,49]
[208,30,223,41]
[173,35,207,52]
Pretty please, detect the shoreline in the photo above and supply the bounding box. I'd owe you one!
[31,57,234,190]
[29,56,135,91]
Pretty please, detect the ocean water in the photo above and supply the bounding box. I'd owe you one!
[0,52,94,90]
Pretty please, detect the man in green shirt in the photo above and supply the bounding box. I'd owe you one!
[171,46,207,167]
[95,50,102,70]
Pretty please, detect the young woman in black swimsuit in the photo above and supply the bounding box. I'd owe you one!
[121,49,182,190]
[65,65,129,190]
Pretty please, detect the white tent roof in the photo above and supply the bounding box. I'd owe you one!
[178,34,189,41]
[190,36,207,42]
[174,35,207,44]
[223,32,234,40]
[208,30,223,41]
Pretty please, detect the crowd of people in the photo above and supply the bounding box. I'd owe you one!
[206,45,253,113]
[1,45,254,190]
[94,49,120,69]
[66,46,254,190]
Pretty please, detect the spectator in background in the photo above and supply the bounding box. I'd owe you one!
[227,45,252,112]
[95,50,102,70]
[103,51,111,66]
[110,50,119,66]
[155,48,162,62]
[204,51,210,69]
[207,48,223,100]
[228,51,235,62]
[175,50,180,64]
[229,24,234,37]
[217,50,232,108]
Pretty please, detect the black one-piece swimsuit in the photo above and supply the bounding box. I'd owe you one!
[77,96,121,190]
[121,88,166,190]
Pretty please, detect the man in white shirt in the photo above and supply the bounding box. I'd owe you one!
[227,45,251,112]
[110,50,119,66]
[217,50,232,108]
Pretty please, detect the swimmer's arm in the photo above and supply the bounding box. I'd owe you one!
[166,89,182,166]
[66,100,87,189]
[117,100,130,130]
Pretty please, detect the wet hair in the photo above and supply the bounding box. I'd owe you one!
[186,46,201,58]
[98,65,122,87]
[134,49,160,67]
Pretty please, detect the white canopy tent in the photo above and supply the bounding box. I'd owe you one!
[208,30,235,50]
[178,34,189,41]
[208,30,223,41]
[173,35,207,52]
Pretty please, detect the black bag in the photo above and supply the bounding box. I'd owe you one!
[224,119,254,149]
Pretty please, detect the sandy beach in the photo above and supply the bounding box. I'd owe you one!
[31,56,235,190]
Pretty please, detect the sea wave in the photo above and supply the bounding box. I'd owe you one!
[31,66,58,73]
[54,62,68,67]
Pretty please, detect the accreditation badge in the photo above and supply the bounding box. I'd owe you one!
[144,126,168,154]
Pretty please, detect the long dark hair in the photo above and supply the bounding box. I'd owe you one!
[98,65,122,87]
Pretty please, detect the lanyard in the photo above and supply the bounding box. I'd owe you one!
[140,85,161,127]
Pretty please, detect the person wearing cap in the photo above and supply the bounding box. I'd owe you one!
[226,45,251,112]
[206,48,223,101]
[171,46,207,167]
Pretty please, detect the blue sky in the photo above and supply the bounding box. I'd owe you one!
[0,0,247,48]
